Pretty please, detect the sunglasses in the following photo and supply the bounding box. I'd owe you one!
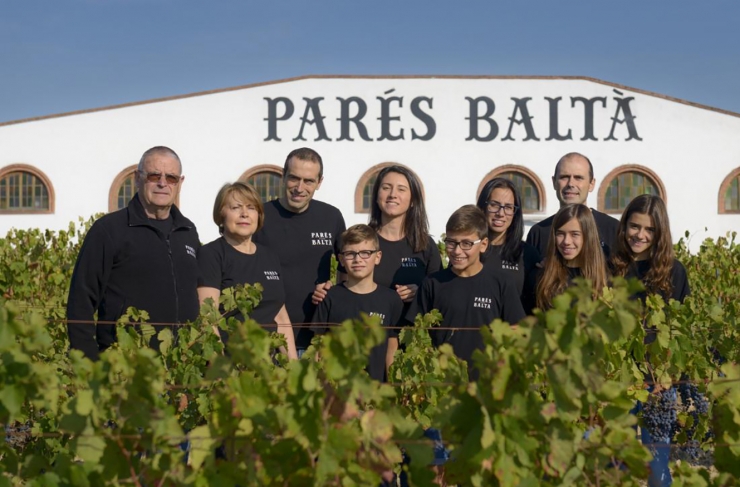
[139,171,182,185]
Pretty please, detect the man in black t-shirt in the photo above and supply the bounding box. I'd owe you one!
[313,225,403,381]
[408,206,525,380]
[526,152,618,258]
[253,148,346,355]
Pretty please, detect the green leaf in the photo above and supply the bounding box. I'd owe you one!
[158,328,173,355]
[75,428,105,464]
[0,384,24,418]
[189,425,217,471]
[75,389,94,416]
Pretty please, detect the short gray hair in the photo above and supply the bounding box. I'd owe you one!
[138,146,182,173]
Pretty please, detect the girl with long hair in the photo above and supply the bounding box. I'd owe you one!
[610,194,689,487]
[476,177,541,306]
[198,182,297,359]
[610,194,689,302]
[535,204,608,311]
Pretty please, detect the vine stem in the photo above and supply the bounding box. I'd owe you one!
[115,435,144,487]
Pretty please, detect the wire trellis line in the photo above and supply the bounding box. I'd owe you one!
[1,429,737,452]
[25,318,740,334]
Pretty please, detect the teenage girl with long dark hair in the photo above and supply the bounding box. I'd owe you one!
[534,203,608,311]
[610,194,689,302]
[610,194,689,487]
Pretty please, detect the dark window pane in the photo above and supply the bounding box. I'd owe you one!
[247,172,282,203]
[725,176,740,211]
[604,171,659,212]
[499,171,540,212]
[362,174,378,212]
[117,173,136,210]
[0,171,49,211]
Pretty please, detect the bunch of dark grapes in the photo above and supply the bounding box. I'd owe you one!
[673,382,711,462]
[3,422,31,450]
[677,383,709,416]
[641,390,677,444]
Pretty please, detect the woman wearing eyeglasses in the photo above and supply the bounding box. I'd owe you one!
[197,182,297,359]
[476,178,541,311]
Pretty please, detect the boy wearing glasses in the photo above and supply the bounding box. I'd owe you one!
[408,205,525,380]
[312,224,403,381]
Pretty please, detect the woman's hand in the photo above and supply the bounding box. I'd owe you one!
[395,284,418,303]
[275,306,298,360]
[311,281,332,304]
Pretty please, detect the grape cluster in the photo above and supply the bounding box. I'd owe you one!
[641,389,677,444]
[3,422,31,450]
[677,383,709,415]
[673,383,711,462]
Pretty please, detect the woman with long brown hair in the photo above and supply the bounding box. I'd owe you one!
[534,204,608,311]
[609,194,689,302]
[610,194,689,487]
[313,165,441,370]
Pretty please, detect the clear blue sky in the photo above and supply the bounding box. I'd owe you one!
[1,0,738,123]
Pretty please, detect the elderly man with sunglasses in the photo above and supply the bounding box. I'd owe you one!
[67,146,200,360]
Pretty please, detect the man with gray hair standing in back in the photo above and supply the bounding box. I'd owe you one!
[67,146,200,360]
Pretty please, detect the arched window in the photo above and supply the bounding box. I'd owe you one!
[719,167,740,214]
[239,165,283,203]
[0,164,54,214]
[354,163,424,214]
[598,165,666,213]
[476,165,545,213]
[109,165,138,212]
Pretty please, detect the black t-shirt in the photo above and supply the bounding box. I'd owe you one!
[374,234,443,321]
[526,208,619,259]
[524,266,583,314]
[197,238,286,332]
[625,258,690,303]
[253,199,346,348]
[407,267,525,380]
[312,283,403,382]
[482,242,541,303]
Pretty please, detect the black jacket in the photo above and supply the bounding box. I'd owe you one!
[66,194,200,360]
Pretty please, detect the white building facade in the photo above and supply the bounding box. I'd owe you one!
[1,75,739,250]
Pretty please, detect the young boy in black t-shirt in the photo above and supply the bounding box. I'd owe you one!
[409,205,525,380]
[312,224,403,382]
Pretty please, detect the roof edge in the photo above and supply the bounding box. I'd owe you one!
[1,74,739,127]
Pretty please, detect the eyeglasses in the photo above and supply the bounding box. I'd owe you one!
[139,171,182,185]
[340,250,378,260]
[486,201,519,216]
[443,239,482,251]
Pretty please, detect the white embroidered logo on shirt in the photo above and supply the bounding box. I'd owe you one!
[311,232,333,246]
[264,271,280,281]
[185,245,196,258]
[473,296,492,309]
[401,257,419,268]
[501,260,519,271]
[369,312,386,323]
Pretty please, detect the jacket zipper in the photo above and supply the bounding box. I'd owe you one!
[166,231,180,325]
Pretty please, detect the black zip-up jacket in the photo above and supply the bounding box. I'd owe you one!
[66,194,200,360]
